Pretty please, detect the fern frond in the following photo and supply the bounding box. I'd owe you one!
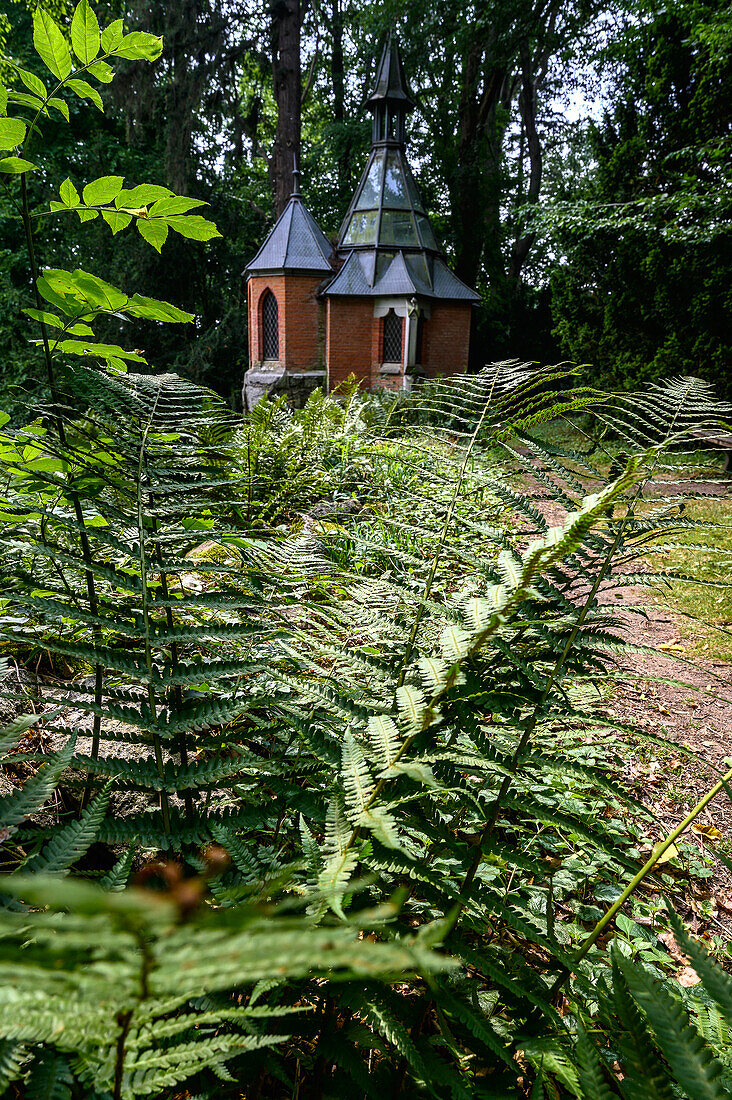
[575,1023,617,1100]
[617,951,727,1100]
[0,738,76,830]
[25,781,112,875]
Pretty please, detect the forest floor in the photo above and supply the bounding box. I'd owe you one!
[601,580,732,938]
[526,453,732,944]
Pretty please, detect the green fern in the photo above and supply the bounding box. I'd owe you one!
[616,951,727,1100]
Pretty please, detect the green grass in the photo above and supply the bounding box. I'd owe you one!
[531,418,732,663]
[647,496,732,662]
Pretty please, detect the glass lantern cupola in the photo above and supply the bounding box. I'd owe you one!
[338,35,437,258]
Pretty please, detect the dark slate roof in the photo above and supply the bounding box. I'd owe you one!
[371,251,420,295]
[325,251,373,296]
[365,35,415,109]
[325,249,480,301]
[245,195,333,276]
[431,259,481,301]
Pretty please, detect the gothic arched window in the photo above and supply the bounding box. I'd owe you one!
[382,309,403,363]
[261,291,279,359]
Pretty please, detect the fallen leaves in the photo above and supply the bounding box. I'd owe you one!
[692,822,723,840]
[676,965,701,987]
[658,932,701,986]
[651,840,679,864]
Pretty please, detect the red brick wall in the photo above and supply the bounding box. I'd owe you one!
[247,274,324,371]
[248,285,471,389]
[421,304,472,378]
[248,275,286,365]
[326,298,377,390]
[282,275,325,371]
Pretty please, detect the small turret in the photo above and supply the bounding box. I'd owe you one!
[365,34,415,148]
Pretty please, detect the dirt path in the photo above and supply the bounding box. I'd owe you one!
[597,582,732,935]
[523,466,732,935]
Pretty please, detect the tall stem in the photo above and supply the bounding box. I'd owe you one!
[452,380,697,911]
[151,510,193,821]
[548,763,732,999]
[20,174,104,807]
[135,392,171,835]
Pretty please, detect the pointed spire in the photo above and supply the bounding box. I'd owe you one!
[291,153,301,198]
[364,33,415,149]
[245,159,333,276]
[365,33,415,111]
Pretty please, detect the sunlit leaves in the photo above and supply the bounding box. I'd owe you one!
[137,219,168,252]
[16,70,47,100]
[82,176,123,205]
[0,157,35,174]
[114,31,163,62]
[85,60,113,83]
[160,215,221,242]
[32,270,193,365]
[24,0,162,127]
[0,117,27,149]
[101,210,132,234]
[66,79,103,111]
[125,294,193,323]
[100,19,123,53]
[33,9,72,81]
[47,175,221,250]
[47,97,69,121]
[70,0,100,66]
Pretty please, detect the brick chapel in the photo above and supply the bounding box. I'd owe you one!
[243,35,479,409]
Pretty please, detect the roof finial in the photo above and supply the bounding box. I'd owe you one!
[291,154,301,198]
[365,31,415,112]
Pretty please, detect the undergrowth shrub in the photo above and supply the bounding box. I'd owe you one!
[2,4,732,1096]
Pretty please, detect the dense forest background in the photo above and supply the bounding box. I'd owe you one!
[0,0,729,414]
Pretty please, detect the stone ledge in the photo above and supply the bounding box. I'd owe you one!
[242,366,326,411]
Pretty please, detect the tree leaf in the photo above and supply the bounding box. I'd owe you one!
[137,218,168,252]
[0,117,27,150]
[82,175,124,205]
[59,178,80,206]
[33,9,72,80]
[47,98,69,122]
[125,294,194,322]
[16,68,47,99]
[86,59,113,82]
[55,339,146,362]
[167,214,222,241]
[66,78,103,111]
[101,210,132,234]
[70,0,100,65]
[7,91,44,112]
[115,183,172,208]
[100,19,124,53]
[149,195,207,216]
[0,157,36,174]
[110,31,163,61]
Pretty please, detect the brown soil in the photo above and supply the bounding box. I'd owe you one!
[598,582,732,936]
[524,467,732,938]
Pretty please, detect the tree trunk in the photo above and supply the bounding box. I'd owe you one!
[330,0,351,208]
[271,0,301,215]
[509,0,560,280]
[452,43,510,290]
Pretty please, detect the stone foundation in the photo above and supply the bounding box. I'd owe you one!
[242,367,326,412]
